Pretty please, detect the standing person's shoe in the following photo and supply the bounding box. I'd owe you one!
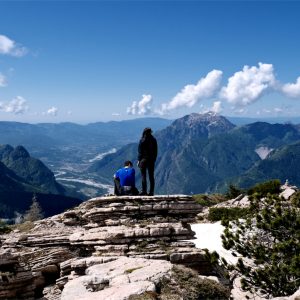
[139,191,147,196]
[147,192,154,196]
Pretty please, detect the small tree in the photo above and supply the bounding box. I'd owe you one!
[226,184,243,199]
[23,194,44,222]
[221,191,300,298]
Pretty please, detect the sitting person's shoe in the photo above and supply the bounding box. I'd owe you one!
[139,191,147,196]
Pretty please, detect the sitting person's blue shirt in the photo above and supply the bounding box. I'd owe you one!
[113,161,138,195]
[115,167,135,187]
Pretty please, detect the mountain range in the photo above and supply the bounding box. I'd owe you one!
[89,113,300,194]
[0,118,172,169]
[1,113,300,203]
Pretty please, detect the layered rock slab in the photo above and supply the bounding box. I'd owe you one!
[0,195,206,298]
[0,251,35,300]
[61,257,172,300]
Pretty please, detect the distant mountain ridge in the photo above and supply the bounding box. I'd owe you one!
[0,118,172,174]
[89,113,300,194]
[0,144,81,218]
[0,144,64,194]
[0,118,172,149]
[234,141,300,188]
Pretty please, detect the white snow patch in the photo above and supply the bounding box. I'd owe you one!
[255,146,273,159]
[191,222,238,264]
[192,223,262,300]
[89,148,117,163]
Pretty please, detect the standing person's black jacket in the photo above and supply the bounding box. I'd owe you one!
[138,134,157,163]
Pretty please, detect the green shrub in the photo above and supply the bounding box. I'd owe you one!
[193,194,227,207]
[225,184,243,200]
[222,193,300,298]
[159,265,230,300]
[208,207,251,222]
[0,220,12,234]
[291,191,300,208]
[13,221,35,233]
[247,179,281,197]
[128,292,157,300]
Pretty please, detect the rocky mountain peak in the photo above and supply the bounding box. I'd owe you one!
[11,145,30,159]
[183,112,235,128]
[0,144,65,196]
[158,112,235,144]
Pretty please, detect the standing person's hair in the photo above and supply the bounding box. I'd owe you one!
[142,127,152,138]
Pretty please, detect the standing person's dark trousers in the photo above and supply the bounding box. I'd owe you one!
[140,159,155,196]
[138,127,157,196]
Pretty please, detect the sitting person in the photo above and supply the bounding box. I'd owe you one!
[114,160,139,196]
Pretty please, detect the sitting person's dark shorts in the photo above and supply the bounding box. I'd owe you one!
[114,160,139,196]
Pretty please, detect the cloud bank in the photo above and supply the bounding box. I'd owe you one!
[45,106,58,116]
[281,77,300,98]
[127,62,300,117]
[0,96,28,114]
[220,63,276,106]
[160,70,223,113]
[210,101,222,114]
[0,34,27,57]
[127,94,153,115]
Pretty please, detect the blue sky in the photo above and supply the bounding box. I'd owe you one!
[1,1,300,123]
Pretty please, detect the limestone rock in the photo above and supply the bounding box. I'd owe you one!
[61,257,172,300]
[0,251,35,300]
[0,195,207,298]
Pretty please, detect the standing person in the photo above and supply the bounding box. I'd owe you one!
[114,161,139,196]
[138,127,158,196]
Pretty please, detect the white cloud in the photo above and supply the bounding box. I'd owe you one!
[233,107,247,114]
[0,73,7,87]
[0,96,28,114]
[0,34,28,57]
[67,110,72,115]
[281,77,300,98]
[45,106,58,116]
[124,62,300,117]
[274,107,283,113]
[127,94,153,115]
[160,70,223,113]
[210,101,222,114]
[220,63,276,106]
[262,108,271,114]
[112,112,121,116]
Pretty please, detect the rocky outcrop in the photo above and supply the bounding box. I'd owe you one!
[0,251,35,299]
[0,195,210,299]
[61,257,172,300]
[197,183,298,222]
[197,194,250,222]
[280,180,297,200]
